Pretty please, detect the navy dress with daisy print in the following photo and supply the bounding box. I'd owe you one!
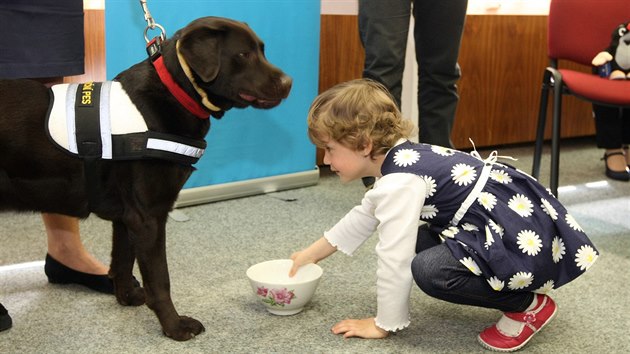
[382,141,598,293]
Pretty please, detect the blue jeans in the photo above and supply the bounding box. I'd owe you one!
[411,243,534,313]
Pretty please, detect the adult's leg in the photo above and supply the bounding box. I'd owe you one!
[411,244,534,313]
[43,213,122,294]
[43,213,108,275]
[413,0,468,147]
[623,109,630,165]
[593,105,629,173]
[594,105,624,149]
[358,0,412,108]
[34,77,110,281]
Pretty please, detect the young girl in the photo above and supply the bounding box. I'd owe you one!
[289,79,598,352]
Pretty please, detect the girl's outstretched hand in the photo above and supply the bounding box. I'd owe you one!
[331,318,389,339]
[288,250,313,277]
[288,236,337,277]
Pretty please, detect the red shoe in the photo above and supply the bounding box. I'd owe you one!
[478,294,557,352]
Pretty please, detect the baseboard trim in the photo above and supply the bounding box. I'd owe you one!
[174,167,320,208]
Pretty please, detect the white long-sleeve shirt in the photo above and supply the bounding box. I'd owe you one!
[324,172,426,332]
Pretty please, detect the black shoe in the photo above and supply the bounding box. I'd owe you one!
[602,152,630,181]
[45,254,140,294]
[0,303,12,332]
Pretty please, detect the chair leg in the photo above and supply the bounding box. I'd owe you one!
[532,73,551,179]
[549,83,563,197]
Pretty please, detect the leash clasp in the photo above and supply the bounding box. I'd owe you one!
[140,0,166,43]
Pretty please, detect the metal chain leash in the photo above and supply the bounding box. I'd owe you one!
[139,0,166,43]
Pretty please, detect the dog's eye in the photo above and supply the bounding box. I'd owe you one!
[619,27,628,37]
[238,52,252,60]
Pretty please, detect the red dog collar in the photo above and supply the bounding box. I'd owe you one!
[146,37,210,119]
[152,55,211,119]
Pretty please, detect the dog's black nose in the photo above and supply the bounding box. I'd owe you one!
[279,74,292,98]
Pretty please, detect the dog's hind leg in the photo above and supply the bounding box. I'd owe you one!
[124,213,205,341]
[111,220,146,306]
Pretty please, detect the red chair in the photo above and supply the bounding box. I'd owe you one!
[532,0,630,196]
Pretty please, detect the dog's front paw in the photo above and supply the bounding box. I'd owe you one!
[163,316,205,341]
[115,286,146,306]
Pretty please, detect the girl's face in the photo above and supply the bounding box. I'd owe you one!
[322,138,373,183]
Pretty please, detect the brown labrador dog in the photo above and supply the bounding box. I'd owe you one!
[0,17,291,340]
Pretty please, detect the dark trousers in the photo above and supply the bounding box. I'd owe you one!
[358,0,468,148]
[412,225,534,313]
[0,0,84,79]
[593,105,630,149]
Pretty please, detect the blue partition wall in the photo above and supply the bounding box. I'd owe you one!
[105,1,320,206]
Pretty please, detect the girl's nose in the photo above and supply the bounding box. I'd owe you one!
[323,150,331,165]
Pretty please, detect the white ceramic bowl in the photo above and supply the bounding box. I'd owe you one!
[246,259,323,316]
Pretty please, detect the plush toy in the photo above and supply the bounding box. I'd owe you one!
[592,21,630,80]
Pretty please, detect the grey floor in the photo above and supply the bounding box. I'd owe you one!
[1,137,629,354]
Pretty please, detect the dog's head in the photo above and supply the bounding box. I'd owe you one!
[173,17,292,117]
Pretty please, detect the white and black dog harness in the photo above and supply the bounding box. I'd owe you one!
[46,81,206,164]
[46,81,207,210]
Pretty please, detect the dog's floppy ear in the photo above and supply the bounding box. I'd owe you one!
[178,26,223,82]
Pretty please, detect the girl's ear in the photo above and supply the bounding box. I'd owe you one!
[360,140,373,157]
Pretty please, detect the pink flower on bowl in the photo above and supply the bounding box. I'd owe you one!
[256,286,268,297]
[270,288,296,305]
[260,287,296,307]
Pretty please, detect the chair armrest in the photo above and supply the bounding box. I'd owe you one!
[545,66,563,87]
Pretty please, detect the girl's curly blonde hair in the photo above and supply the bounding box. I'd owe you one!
[307,79,415,158]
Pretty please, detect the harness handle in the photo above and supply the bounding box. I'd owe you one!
[139,0,166,43]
